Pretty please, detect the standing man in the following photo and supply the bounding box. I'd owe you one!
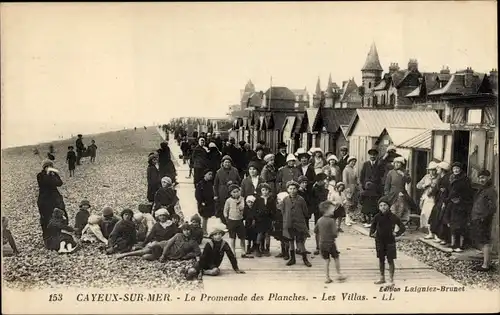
[274,142,288,170]
[76,134,85,165]
[470,169,497,271]
[213,132,224,152]
[337,146,350,178]
[180,136,191,165]
[191,138,210,187]
[360,148,384,194]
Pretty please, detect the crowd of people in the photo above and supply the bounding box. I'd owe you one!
[2,126,496,286]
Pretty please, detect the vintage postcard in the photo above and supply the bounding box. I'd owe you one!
[1,1,498,314]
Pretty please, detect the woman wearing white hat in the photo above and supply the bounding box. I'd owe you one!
[416,161,440,238]
[342,156,359,226]
[310,147,327,175]
[276,154,301,193]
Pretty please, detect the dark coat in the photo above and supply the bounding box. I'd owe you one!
[207,148,222,173]
[180,141,190,155]
[276,166,301,192]
[337,154,350,176]
[213,138,224,152]
[46,217,75,250]
[143,222,178,244]
[310,184,329,215]
[444,172,473,231]
[100,216,120,239]
[369,211,406,244]
[192,145,209,169]
[282,195,309,240]
[76,138,85,151]
[147,163,161,202]
[471,181,497,221]
[213,166,241,200]
[274,152,288,170]
[235,148,249,171]
[37,171,65,219]
[297,164,316,190]
[250,156,266,173]
[153,187,180,216]
[198,239,239,271]
[108,219,137,253]
[360,160,384,192]
[222,144,239,163]
[66,151,76,170]
[74,209,90,237]
[254,195,276,233]
[260,164,277,194]
[157,146,177,180]
[240,176,264,198]
[429,173,450,237]
[195,179,216,218]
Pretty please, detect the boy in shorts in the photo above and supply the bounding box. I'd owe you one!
[223,184,253,258]
[314,200,346,284]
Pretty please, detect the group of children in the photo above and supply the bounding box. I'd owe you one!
[66,139,98,177]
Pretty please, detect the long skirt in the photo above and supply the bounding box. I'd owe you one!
[390,195,411,224]
[429,199,449,241]
[419,195,435,229]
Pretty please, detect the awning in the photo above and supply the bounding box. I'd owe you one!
[283,116,296,137]
[398,129,432,150]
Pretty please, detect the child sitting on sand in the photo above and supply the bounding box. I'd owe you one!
[100,207,119,239]
[159,224,201,262]
[74,199,91,238]
[189,214,204,245]
[47,208,78,254]
[106,209,137,255]
[80,215,108,245]
[2,217,19,257]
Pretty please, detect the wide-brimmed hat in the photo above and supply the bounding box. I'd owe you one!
[208,227,226,238]
[393,156,406,164]
[295,148,310,159]
[42,159,53,169]
[79,200,91,208]
[335,181,345,188]
[347,156,357,163]
[286,154,297,162]
[297,175,308,183]
[102,206,114,216]
[278,142,287,148]
[327,154,338,162]
[437,161,450,171]
[427,161,438,170]
[286,180,299,189]
[221,155,233,163]
[245,195,256,203]
[155,208,169,217]
[368,148,379,155]
[264,154,274,162]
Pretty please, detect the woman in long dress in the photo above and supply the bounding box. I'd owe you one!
[416,161,439,238]
[342,156,359,226]
[157,142,177,185]
[146,154,161,203]
[428,161,451,244]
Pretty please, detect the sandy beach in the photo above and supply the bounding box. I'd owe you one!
[1,127,201,290]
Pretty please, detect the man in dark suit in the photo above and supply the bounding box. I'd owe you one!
[337,146,350,176]
[296,149,315,190]
[274,142,288,169]
[359,148,384,194]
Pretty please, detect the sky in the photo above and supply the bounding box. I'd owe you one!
[1,2,497,148]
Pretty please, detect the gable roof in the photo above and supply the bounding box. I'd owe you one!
[339,79,359,102]
[320,108,356,133]
[272,112,288,131]
[346,109,447,137]
[305,108,320,133]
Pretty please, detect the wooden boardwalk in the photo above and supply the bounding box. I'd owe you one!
[159,129,460,290]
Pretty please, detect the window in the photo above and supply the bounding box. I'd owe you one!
[373,95,378,107]
[390,94,396,105]
[368,82,372,88]
[382,94,386,105]
[467,109,482,124]
[368,98,371,106]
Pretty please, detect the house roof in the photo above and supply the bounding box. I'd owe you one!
[380,128,430,147]
[346,109,447,137]
[361,43,383,71]
[265,86,296,100]
[339,79,359,102]
[406,86,420,97]
[291,88,308,97]
[320,108,356,133]
[428,72,487,96]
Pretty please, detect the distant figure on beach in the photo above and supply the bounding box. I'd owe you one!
[47,144,55,161]
[33,148,39,156]
[144,126,147,130]
[76,134,85,165]
[88,140,98,163]
[66,146,77,177]
[134,127,137,131]
[37,159,67,247]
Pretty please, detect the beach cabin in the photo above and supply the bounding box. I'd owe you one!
[315,108,356,154]
[267,111,287,152]
[346,109,448,176]
[301,109,320,150]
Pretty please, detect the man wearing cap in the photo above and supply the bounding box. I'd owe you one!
[75,134,85,165]
[337,146,350,177]
[360,148,384,195]
[274,142,288,170]
[276,154,301,193]
[195,228,245,276]
[470,169,497,271]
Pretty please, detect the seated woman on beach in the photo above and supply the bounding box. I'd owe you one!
[80,215,108,245]
[116,208,179,261]
[159,223,201,262]
[106,209,137,255]
[46,208,78,254]
[153,177,185,222]
[2,217,19,257]
[100,206,120,239]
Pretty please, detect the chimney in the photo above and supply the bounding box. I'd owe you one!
[440,66,450,75]
[464,67,474,88]
[389,62,400,74]
[408,59,418,72]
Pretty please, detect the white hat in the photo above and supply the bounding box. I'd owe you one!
[327,154,338,162]
[427,161,438,170]
[245,195,256,203]
[264,153,274,162]
[347,156,357,163]
[311,147,323,154]
[393,156,406,164]
[437,161,450,171]
[155,208,169,217]
[208,142,217,148]
[286,154,297,162]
